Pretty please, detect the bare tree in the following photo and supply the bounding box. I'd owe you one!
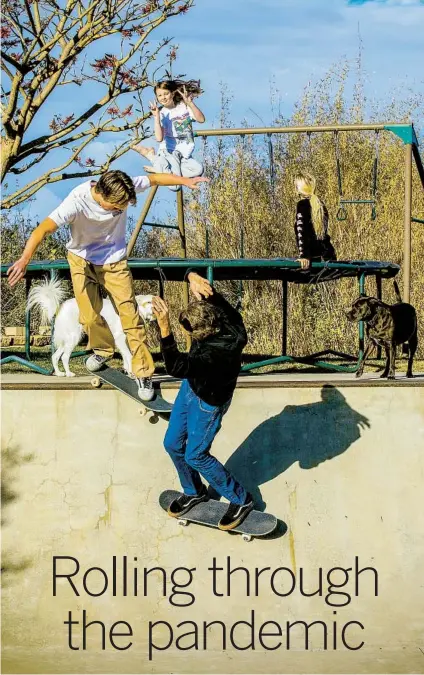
[1,0,193,208]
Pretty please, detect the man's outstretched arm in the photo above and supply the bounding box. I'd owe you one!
[148,174,209,190]
[7,218,58,287]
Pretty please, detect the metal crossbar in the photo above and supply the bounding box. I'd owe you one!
[1,258,399,375]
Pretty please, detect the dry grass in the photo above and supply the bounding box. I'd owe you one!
[1,65,423,364]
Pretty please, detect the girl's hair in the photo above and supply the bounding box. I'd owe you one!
[295,171,325,237]
[95,170,136,206]
[154,79,203,104]
[179,301,221,341]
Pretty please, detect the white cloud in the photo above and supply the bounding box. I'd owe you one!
[20,187,62,221]
[81,140,123,165]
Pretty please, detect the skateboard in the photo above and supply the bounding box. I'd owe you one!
[87,364,173,420]
[159,490,278,542]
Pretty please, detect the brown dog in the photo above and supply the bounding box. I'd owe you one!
[346,281,417,379]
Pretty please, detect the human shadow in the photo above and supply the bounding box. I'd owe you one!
[1,445,34,579]
[212,385,370,510]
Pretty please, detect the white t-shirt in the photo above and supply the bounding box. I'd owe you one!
[48,176,150,265]
[159,102,196,159]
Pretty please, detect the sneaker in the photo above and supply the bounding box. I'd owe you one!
[86,354,109,372]
[136,377,155,402]
[167,486,208,518]
[218,494,254,531]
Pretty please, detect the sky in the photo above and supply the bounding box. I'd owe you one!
[6,0,424,224]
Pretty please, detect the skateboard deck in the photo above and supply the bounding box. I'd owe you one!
[159,490,277,541]
[87,364,172,417]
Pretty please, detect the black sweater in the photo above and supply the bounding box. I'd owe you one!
[160,290,248,406]
[295,198,332,260]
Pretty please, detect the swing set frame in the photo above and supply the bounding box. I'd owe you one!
[1,122,423,376]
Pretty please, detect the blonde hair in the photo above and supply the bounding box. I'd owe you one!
[295,171,325,237]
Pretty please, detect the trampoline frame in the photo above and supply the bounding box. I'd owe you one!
[1,257,400,375]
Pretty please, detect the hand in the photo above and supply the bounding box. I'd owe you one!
[188,272,213,301]
[184,176,210,190]
[177,85,192,104]
[7,258,28,287]
[296,258,311,270]
[149,100,160,117]
[152,296,171,335]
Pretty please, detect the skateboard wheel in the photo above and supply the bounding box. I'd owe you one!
[178,519,188,527]
[91,377,102,388]
[242,534,253,542]
[139,407,147,416]
[148,412,159,425]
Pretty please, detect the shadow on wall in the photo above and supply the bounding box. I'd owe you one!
[1,445,34,581]
[214,385,370,510]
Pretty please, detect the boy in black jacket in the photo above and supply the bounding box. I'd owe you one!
[152,271,253,531]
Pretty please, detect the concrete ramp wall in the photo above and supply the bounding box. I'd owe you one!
[2,381,424,674]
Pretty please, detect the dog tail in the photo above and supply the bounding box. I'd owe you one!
[27,272,67,323]
[393,279,403,304]
[393,279,413,354]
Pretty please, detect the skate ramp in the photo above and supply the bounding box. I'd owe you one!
[2,377,423,674]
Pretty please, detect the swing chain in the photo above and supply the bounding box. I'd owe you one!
[306,130,313,157]
[371,130,380,221]
[267,132,275,192]
[334,131,347,221]
[335,130,379,221]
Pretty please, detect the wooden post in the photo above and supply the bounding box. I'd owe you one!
[126,185,158,257]
[176,189,191,349]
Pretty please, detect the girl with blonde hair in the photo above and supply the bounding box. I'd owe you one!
[294,171,336,269]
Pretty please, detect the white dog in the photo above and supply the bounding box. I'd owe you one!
[27,273,154,377]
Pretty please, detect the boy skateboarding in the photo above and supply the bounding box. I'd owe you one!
[152,271,254,531]
[7,170,208,401]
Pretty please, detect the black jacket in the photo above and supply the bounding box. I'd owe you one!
[160,290,248,406]
[295,198,335,261]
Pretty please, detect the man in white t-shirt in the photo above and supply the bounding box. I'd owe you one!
[7,169,208,400]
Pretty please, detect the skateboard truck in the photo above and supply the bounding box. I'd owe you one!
[86,363,172,421]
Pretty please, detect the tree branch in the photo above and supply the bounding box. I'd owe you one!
[2,134,96,208]
[16,30,168,158]
[16,110,150,165]
[1,50,25,73]
[1,0,195,201]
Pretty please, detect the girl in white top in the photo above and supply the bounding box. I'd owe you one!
[133,79,205,191]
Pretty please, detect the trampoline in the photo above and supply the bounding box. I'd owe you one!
[1,257,400,375]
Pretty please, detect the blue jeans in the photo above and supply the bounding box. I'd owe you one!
[164,380,247,505]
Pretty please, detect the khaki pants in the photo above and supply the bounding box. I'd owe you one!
[68,251,154,378]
